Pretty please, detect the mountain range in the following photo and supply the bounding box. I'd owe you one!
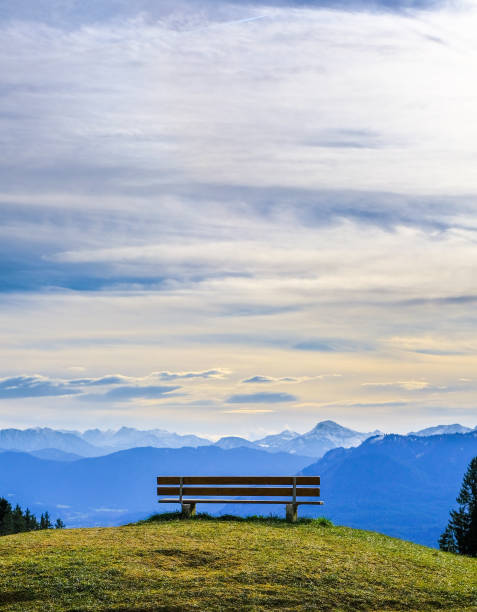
[212,420,381,457]
[255,420,382,457]
[0,420,384,459]
[407,423,474,436]
[0,427,101,457]
[0,426,211,458]
[0,421,474,460]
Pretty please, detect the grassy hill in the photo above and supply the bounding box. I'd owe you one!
[0,515,475,611]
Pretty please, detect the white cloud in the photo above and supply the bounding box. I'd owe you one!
[362,380,432,391]
[2,3,477,196]
[242,374,341,384]
[156,369,229,381]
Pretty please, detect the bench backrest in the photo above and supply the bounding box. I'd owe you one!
[156,476,320,502]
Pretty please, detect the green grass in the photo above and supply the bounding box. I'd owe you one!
[0,514,475,611]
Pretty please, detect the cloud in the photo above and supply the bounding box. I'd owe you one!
[398,294,477,307]
[294,340,373,352]
[81,385,181,402]
[0,0,443,31]
[241,374,340,383]
[72,376,130,386]
[242,375,296,384]
[222,409,276,414]
[362,379,474,393]
[0,372,185,402]
[156,369,229,381]
[0,375,79,399]
[68,370,227,387]
[362,380,432,391]
[413,349,469,356]
[226,392,297,403]
[2,3,476,205]
[388,336,477,356]
[321,400,411,409]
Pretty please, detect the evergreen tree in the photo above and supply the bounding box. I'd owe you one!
[40,511,53,530]
[0,497,11,522]
[12,504,27,533]
[0,498,60,536]
[1,511,14,536]
[439,456,477,556]
[24,508,39,531]
[0,498,13,536]
[438,525,457,553]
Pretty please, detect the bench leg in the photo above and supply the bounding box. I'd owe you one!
[181,503,196,518]
[286,503,298,523]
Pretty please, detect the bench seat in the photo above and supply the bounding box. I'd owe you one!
[159,498,324,505]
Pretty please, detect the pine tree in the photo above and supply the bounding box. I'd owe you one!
[0,498,13,536]
[12,504,27,533]
[40,511,53,530]
[438,525,457,553]
[0,497,11,522]
[0,499,59,537]
[439,456,477,556]
[23,508,39,531]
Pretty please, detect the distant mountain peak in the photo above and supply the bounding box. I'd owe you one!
[214,436,257,450]
[409,424,473,437]
[309,420,349,432]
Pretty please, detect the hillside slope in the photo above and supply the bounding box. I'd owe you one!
[0,518,475,611]
[300,431,477,547]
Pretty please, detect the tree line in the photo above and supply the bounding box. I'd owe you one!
[0,497,65,535]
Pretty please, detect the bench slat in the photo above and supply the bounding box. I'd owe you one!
[158,498,324,505]
[157,486,320,497]
[156,476,320,485]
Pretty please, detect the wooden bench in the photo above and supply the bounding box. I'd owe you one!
[156,475,323,522]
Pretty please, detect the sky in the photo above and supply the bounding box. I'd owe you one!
[1,0,477,438]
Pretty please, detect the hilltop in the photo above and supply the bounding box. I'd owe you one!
[0,517,475,611]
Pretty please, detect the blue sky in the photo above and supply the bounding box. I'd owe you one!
[0,0,476,437]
